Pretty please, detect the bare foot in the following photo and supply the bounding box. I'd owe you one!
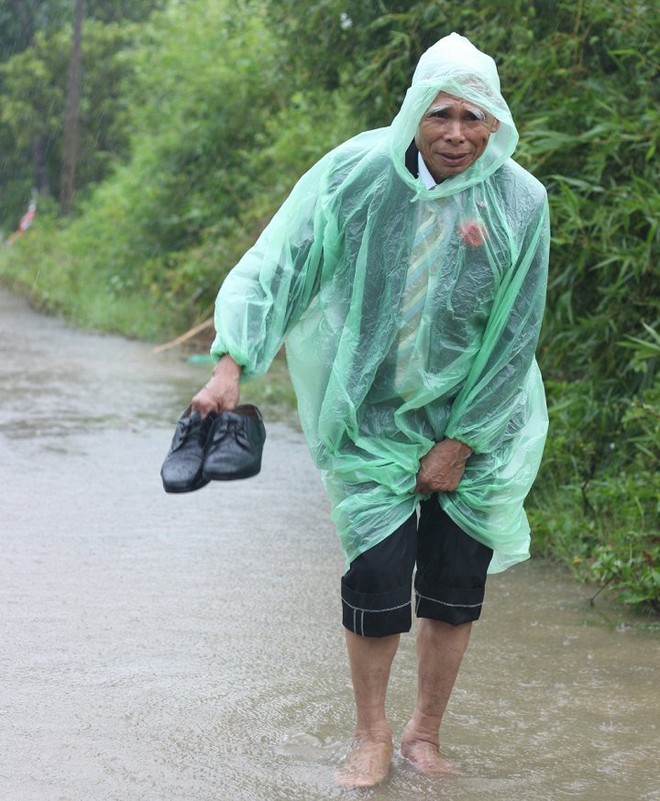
[401,723,455,776]
[334,737,393,788]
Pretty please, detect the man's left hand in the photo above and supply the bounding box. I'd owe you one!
[415,438,473,494]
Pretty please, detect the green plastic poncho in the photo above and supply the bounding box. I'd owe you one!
[210,33,550,573]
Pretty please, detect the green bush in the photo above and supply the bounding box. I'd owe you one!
[531,331,659,612]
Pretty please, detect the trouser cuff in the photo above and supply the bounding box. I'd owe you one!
[341,578,412,637]
[414,582,486,626]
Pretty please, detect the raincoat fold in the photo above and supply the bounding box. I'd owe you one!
[211,33,550,572]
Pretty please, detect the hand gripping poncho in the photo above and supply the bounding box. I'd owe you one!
[211,33,550,572]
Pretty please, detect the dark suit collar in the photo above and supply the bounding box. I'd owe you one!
[405,140,419,178]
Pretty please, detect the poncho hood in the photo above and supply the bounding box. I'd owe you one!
[389,32,519,198]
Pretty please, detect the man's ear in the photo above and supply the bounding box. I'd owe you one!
[490,118,500,132]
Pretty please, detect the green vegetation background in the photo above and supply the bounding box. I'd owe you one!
[0,0,657,613]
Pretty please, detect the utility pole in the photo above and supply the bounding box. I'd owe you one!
[60,0,84,215]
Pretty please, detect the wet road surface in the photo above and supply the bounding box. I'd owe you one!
[1,287,658,800]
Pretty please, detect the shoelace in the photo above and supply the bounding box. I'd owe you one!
[172,412,216,450]
[211,417,250,449]
[171,416,196,450]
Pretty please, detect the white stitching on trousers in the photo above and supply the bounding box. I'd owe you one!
[342,598,411,614]
[415,591,483,609]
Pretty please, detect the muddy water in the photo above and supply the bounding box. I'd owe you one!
[1,287,658,801]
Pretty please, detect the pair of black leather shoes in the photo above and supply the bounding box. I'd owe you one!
[160,404,266,493]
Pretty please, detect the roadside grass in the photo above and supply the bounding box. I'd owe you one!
[0,226,186,340]
[528,481,659,616]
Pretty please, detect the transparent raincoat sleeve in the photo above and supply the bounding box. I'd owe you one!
[209,158,329,378]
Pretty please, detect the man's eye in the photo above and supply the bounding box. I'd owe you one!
[464,110,487,123]
[429,109,450,119]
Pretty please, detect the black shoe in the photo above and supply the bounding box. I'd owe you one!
[202,404,266,481]
[160,407,217,493]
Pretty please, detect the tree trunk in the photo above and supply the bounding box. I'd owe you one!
[8,0,34,50]
[33,135,50,196]
[60,0,85,216]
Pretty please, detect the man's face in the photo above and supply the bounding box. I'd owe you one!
[415,91,499,183]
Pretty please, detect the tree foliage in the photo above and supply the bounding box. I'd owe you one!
[0,0,164,58]
[0,0,166,226]
[0,21,139,220]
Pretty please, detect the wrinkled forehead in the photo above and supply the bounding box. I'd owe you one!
[425,90,490,116]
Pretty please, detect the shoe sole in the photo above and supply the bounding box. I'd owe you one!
[202,465,261,481]
[161,476,211,493]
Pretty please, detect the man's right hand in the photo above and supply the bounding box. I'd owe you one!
[191,354,241,417]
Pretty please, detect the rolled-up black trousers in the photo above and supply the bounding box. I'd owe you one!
[341,496,493,637]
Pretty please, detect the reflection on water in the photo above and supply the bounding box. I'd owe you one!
[1,288,658,801]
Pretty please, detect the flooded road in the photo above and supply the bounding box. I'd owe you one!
[1,287,658,801]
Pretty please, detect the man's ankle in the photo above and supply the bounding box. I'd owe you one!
[402,717,440,745]
[354,723,393,743]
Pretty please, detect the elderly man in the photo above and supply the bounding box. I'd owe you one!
[191,33,549,787]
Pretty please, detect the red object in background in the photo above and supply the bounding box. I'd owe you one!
[18,202,36,232]
[7,200,37,245]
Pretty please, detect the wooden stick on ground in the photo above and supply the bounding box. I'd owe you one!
[152,317,214,354]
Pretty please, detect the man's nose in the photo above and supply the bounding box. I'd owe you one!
[442,120,465,140]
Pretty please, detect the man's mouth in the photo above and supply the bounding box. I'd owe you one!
[439,152,470,163]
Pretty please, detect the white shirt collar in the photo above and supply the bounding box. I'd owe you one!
[417,152,436,189]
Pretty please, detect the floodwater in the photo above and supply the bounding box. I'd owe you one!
[0,286,658,801]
